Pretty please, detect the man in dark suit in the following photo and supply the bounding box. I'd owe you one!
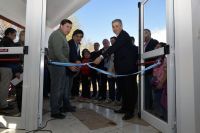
[98,39,110,101]
[94,19,138,120]
[144,29,158,52]
[143,29,159,110]
[68,29,83,99]
[90,42,101,98]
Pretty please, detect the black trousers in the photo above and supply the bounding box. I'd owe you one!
[108,78,116,101]
[117,75,138,113]
[43,66,50,97]
[98,73,107,100]
[15,82,23,112]
[145,74,153,110]
[91,71,100,97]
[115,80,121,102]
[71,74,80,97]
[81,75,91,98]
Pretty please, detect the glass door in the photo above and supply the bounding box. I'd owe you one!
[138,0,176,132]
[0,0,47,130]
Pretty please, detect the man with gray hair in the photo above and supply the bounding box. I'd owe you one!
[94,19,138,120]
[97,39,110,101]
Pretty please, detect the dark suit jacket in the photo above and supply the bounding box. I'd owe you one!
[144,38,159,74]
[68,39,81,63]
[102,30,138,75]
[66,39,81,75]
[0,37,23,74]
[145,38,158,52]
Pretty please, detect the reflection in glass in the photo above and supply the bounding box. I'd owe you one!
[0,20,25,117]
[143,0,168,122]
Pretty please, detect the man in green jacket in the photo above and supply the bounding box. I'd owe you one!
[48,19,78,119]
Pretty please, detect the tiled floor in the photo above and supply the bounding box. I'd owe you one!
[0,102,159,133]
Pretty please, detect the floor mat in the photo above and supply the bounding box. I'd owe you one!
[75,99,149,126]
[72,108,117,130]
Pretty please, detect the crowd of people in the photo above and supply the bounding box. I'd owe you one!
[0,18,167,121]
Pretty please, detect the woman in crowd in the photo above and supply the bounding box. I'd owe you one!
[80,49,92,99]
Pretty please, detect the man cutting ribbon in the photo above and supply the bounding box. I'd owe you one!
[93,19,138,120]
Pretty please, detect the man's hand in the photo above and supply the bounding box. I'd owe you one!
[68,66,79,72]
[93,56,102,65]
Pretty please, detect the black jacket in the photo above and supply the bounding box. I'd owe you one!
[68,39,81,63]
[0,37,16,62]
[144,38,159,74]
[102,30,138,75]
[66,39,81,75]
[0,37,23,74]
[145,38,158,52]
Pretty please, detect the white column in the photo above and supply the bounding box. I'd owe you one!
[174,0,200,133]
[191,0,200,132]
[23,0,46,130]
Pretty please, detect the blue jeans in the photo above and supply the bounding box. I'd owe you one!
[48,65,70,114]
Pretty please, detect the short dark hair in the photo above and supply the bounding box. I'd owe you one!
[130,36,135,42]
[4,28,17,36]
[60,19,72,25]
[94,42,100,46]
[82,48,90,56]
[110,36,117,40]
[72,29,84,37]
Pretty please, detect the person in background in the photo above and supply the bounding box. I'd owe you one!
[144,29,159,110]
[90,42,101,98]
[0,28,22,112]
[131,36,139,48]
[68,29,83,99]
[48,19,78,119]
[106,36,117,103]
[94,19,138,120]
[109,36,122,106]
[80,49,92,99]
[97,39,110,101]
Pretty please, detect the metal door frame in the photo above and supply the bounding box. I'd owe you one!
[139,0,176,132]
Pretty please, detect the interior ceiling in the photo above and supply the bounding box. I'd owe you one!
[0,0,89,28]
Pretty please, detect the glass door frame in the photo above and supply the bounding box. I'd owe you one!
[0,47,26,129]
[139,0,176,132]
[0,0,47,130]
